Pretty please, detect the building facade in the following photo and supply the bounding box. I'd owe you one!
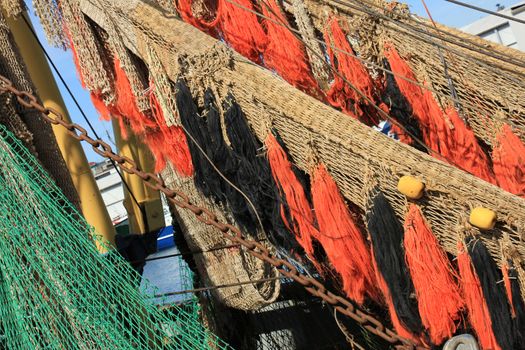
[461,2,525,51]
[91,159,172,228]
[91,159,127,225]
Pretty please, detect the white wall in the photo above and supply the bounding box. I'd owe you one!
[92,160,172,226]
[462,2,525,51]
[93,167,127,224]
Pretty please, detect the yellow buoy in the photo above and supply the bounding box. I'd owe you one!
[469,207,497,230]
[397,175,425,200]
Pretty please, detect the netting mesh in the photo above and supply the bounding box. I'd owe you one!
[30,0,525,271]
[299,0,525,144]
[0,123,230,350]
[162,162,280,311]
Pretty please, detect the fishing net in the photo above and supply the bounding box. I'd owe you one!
[28,0,525,262]
[16,1,525,346]
[0,123,230,349]
[0,0,25,18]
[85,1,524,265]
[162,162,280,310]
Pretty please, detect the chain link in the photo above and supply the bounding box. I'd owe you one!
[0,76,428,350]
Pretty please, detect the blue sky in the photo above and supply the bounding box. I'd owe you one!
[405,0,519,27]
[25,0,520,162]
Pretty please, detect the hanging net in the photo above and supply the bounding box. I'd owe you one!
[0,123,230,350]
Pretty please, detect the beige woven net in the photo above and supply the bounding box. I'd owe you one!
[32,0,68,49]
[162,163,280,310]
[0,0,25,18]
[71,0,525,270]
[300,0,525,145]
[291,0,332,90]
[58,0,114,102]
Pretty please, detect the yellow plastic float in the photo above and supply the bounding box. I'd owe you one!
[397,175,425,200]
[469,207,497,230]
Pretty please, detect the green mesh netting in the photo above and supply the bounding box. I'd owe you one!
[0,123,231,350]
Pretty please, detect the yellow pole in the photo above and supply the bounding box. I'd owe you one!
[112,118,165,235]
[134,131,165,232]
[7,13,116,250]
[112,118,144,234]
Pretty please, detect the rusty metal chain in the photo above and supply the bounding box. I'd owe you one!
[0,74,428,350]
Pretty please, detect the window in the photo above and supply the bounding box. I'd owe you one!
[510,4,525,16]
[94,171,111,180]
[479,23,518,48]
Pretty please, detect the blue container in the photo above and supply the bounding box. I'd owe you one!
[156,226,175,251]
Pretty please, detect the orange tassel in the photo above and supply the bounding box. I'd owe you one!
[265,133,318,258]
[217,0,267,63]
[90,92,112,121]
[324,18,376,124]
[175,0,219,31]
[502,264,516,318]
[492,124,525,197]
[457,241,501,350]
[385,44,494,184]
[421,88,448,155]
[147,83,194,176]
[143,130,168,173]
[384,44,428,126]
[163,126,194,176]
[112,58,156,134]
[261,0,321,97]
[442,107,494,184]
[404,205,463,345]
[311,163,379,304]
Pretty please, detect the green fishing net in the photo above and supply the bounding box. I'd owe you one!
[0,123,230,349]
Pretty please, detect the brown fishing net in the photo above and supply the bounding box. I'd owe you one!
[146,44,180,128]
[0,11,80,211]
[96,0,151,112]
[0,0,25,18]
[71,0,525,270]
[301,0,525,145]
[162,162,280,310]
[27,0,525,318]
[290,0,332,90]
[32,0,68,49]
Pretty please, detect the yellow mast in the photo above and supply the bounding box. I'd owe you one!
[112,118,165,235]
[6,13,116,251]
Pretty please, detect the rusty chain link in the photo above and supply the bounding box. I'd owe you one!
[0,74,428,350]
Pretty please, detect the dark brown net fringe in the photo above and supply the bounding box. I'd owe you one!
[466,236,515,350]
